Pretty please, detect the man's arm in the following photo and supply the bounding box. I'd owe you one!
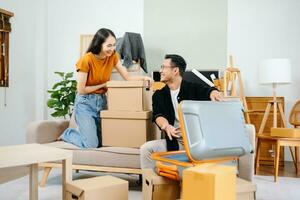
[152,91,180,140]
[155,116,180,141]
[190,81,223,101]
[210,89,223,101]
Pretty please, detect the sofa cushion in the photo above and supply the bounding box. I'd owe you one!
[45,141,141,169]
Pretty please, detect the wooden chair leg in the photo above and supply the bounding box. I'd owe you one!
[274,142,280,182]
[296,147,299,174]
[39,167,52,187]
[255,138,261,174]
[289,146,297,172]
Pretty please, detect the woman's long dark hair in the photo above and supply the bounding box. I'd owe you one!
[86,28,116,54]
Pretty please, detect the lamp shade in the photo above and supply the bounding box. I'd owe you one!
[259,58,292,85]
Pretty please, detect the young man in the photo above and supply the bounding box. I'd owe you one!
[140,54,223,169]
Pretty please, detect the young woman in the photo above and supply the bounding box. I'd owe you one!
[60,28,151,148]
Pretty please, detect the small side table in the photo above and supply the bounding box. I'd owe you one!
[0,143,72,200]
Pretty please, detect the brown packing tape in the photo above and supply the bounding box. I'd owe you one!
[100,110,151,119]
[107,80,146,88]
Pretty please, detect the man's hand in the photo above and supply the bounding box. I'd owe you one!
[162,124,181,140]
[210,90,223,101]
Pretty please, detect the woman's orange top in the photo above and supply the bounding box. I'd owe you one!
[76,52,119,94]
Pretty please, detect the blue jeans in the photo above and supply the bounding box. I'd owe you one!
[60,93,107,148]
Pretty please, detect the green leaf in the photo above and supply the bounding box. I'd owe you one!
[50,91,60,99]
[54,71,64,78]
[51,111,63,117]
[47,71,77,119]
[52,82,62,90]
[65,72,74,79]
[47,90,55,94]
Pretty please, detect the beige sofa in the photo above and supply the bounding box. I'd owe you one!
[26,117,256,186]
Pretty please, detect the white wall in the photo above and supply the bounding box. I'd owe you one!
[144,0,227,72]
[228,0,300,110]
[0,0,39,146]
[228,0,300,160]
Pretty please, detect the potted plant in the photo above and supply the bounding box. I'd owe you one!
[47,71,77,119]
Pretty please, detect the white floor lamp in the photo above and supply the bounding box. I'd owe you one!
[258,58,292,134]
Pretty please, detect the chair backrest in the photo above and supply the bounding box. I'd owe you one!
[178,100,253,162]
[289,100,300,128]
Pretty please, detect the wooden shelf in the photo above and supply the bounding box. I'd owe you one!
[0,8,14,17]
[246,96,285,166]
[0,8,13,87]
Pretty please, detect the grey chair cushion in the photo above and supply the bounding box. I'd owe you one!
[45,141,140,169]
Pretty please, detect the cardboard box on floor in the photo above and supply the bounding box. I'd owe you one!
[181,163,236,200]
[107,81,152,111]
[66,175,128,200]
[142,169,180,200]
[178,177,256,200]
[181,163,256,200]
[101,110,157,148]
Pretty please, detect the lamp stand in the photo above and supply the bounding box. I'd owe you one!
[258,83,287,134]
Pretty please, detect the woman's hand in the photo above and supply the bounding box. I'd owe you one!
[142,76,153,88]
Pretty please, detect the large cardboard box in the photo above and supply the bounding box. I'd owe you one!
[181,163,236,200]
[236,178,256,200]
[178,177,256,200]
[107,81,152,111]
[101,110,155,148]
[142,169,180,200]
[66,175,128,200]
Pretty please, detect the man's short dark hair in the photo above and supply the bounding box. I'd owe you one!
[165,54,186,76]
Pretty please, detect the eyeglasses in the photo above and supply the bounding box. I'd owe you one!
[160,65,176,70]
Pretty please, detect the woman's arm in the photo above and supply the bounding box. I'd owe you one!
[77,71,106,95]
[114,60,151,81]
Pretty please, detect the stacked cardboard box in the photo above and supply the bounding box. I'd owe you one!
[101,81,155,148]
